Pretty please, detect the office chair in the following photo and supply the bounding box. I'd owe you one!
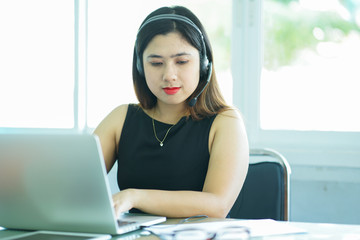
[229,148,291,221]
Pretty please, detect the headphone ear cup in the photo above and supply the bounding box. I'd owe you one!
[136,52,144,76]
[200,56,210,79]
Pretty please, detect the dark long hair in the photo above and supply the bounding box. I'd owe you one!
[133,6,229,120]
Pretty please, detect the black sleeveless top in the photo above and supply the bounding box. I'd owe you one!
[117,104,217,195]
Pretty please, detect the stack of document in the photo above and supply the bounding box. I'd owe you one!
[145,219,307,238]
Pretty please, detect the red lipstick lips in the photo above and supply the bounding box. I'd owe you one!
[163,87,180,95]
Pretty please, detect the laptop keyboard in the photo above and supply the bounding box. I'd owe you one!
[117,220,136,227]
[117,220,139,233]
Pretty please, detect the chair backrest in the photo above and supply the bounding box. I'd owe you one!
[229,148,291,221]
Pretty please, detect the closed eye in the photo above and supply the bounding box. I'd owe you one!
[177,60,189,64]
[150,62,163,66]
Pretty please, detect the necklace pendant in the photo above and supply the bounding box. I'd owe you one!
[160,142,163,147]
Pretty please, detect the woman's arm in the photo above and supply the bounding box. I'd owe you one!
[203,108,249,217]
[112,108,249,218]
[93,104,128,173]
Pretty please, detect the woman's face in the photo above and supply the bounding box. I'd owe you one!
[142,31,200,106]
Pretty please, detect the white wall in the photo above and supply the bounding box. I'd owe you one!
[291,166,360,224]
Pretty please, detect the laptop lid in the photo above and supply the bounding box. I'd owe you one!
[0,134,165,235]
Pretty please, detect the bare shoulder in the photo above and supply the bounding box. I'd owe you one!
[209,107,247,150]
[110,104,129,118]
[213,107,245,127]
[94,104,129,138]
[100,104,128,124]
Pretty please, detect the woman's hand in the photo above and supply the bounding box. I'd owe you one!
[112,189,137,218]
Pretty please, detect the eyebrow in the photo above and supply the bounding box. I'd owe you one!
[146,52,192,59]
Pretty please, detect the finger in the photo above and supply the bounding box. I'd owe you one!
[113,204,120,218]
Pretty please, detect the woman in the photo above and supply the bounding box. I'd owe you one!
[94,6,249,218]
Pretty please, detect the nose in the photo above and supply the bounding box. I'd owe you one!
[163,63,177,82]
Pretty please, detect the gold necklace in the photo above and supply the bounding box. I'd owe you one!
[152,118,175,147]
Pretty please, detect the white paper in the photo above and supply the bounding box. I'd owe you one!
[145,219,307,238]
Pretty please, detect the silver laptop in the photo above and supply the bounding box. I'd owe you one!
[0,133,166,235]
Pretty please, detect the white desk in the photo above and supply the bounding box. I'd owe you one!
[1,219,360,239]
[261,221,360,240]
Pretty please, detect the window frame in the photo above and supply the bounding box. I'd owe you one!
[232,0,360,168]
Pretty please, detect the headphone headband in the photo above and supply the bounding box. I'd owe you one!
[137,14,203,38]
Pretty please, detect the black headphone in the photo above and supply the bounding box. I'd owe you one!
[135,14,212,106]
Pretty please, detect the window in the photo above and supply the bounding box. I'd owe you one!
[233,0,360,168]
[0,0,74,129]
[261,0,360,132]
